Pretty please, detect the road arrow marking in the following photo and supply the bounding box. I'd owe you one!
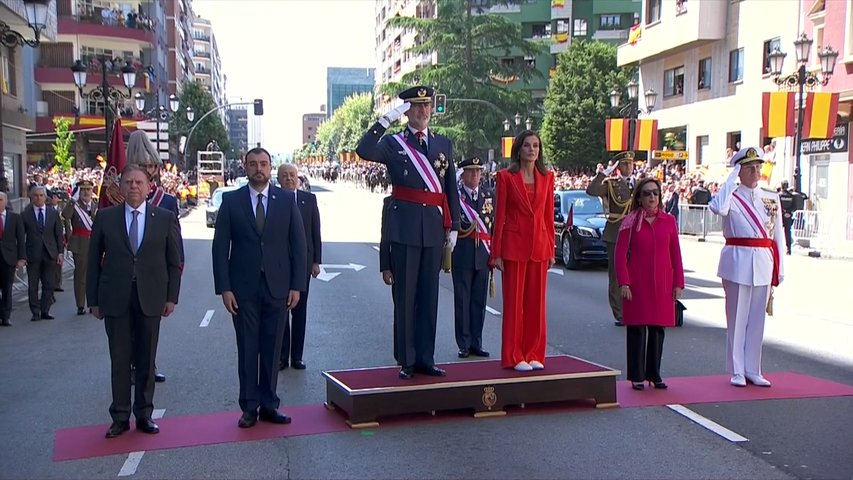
[199,309,215,327]
[548,268,564,276]
[317,263,367,282]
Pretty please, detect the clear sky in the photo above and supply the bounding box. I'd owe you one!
[192,0,376,155]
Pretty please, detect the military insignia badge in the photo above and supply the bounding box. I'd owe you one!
[761,197,778,232]
[434,152,448,178]
[417,88,427,98]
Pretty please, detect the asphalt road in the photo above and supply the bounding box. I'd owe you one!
[0,179,850,479]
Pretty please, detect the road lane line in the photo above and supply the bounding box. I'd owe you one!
[666,404,748,442]
[118,409,166,476]
[485,306,501,316]
[199,309,215,328]
[372,246,380,251]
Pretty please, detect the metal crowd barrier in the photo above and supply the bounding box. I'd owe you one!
[676,204,722,241]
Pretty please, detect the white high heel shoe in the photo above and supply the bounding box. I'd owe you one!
[529,360,544,370]
[514,361,533,372]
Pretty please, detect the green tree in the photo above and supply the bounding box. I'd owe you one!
[170,81,231,167]
[52,117,75,173]
[381,0,546,156]
[336,93,376,152]
[541,40,633,169]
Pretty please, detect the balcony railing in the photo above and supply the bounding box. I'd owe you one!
[194,51,211,58]
[193,34,210,42]
[65,4,156,32]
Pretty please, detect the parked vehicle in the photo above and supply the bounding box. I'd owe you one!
[553,190,608,270]
[205,185,239,228]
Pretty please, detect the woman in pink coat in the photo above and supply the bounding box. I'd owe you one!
[615,177,684,390]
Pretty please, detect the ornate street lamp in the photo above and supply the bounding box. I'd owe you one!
[0,0,49,48]
[134,92,194,164]
[610,80,657,155]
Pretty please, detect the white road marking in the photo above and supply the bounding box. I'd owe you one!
[547,268,564,276]
[117,409,166,476]
[372,246,380,251]
[199,309,215,328]
[666,404,748,442]
[485,306,501,316]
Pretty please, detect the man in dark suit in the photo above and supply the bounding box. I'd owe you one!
[213,147,307,429]
[452,157,493,359]
[276,164,321,371]
[87,165,182,439]
[356,86,461,379]
[0,192,26,326]
[22,186,64,321]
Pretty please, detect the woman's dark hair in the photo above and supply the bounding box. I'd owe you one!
[631,177,663,209]
[508,130,548,175]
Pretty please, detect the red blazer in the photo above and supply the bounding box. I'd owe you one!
[491,168,555,262]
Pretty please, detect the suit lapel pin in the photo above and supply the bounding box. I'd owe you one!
[272,195,276,200]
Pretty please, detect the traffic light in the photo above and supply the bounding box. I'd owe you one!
[253,99,264,116]
[434,94,447,114]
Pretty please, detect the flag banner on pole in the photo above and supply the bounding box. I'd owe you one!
[628,25,642,45]
[99,118,127,208]
[633,119,658,151]
[761,92,796,138]
[501,136,513,158]
[802,92,839,139]
[605,118,629,151]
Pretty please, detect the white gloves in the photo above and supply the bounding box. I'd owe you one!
[447,231,458,251]
[603,162,618,176]
[727,163,741,183]
[379,102,411,128]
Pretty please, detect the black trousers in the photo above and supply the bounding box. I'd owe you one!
[783,217,793,254]
[390,243,441,369]
[626,326,665,383]
[0,260,14,321]
[233,276,286,413]
[606,242,622,322]
[451,266,488,351]
[104,282,161,422]
[26,253,55,316]
[281,274,310,364]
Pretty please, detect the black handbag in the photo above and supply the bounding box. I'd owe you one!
[675,300,686,327]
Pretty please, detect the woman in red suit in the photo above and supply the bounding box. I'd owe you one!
[614,177,684,390]
[491,131,555,371]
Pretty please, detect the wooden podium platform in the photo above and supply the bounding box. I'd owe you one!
[322,355,621,428]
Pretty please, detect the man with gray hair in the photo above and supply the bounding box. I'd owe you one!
[0,192,26,325]
[22,186,64,321]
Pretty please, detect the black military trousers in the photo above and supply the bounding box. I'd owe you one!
[451,266,489,351]
[390,243,442,369]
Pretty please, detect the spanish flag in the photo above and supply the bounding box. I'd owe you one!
[551,0,564,7]
[501,136,513,158]
[761,92,796,138]
[628,25,642,45]
[803,92,839,139]
[605,118,629,151]
[633,119,658,151]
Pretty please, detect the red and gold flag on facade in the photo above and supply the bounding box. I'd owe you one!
[605,118,629,152]
[633,119,658,151]
[803,92,839,139]
[501,136,513,158]
[761,92,796,138]
[628,24,642,45]
[99,118,127,208]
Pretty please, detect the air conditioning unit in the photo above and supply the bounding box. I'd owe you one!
[36,101,49,117]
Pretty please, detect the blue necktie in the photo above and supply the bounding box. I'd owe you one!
[37,208,44,232]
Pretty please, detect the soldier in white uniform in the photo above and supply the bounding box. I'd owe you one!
[709,146,785,388]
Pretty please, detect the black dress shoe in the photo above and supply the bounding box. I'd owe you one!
[457,349,469,358]
[105,421,130,438]
[154,372,166,383]
[41,313,55,320]
[54,287,64,292]
[279,361,288,370]
[1,319,11,326]
[415,365,446,377]
[469,347,490,357]
[237,411,258,428]
[76,307,85,315]
[291,360,306,370]
[614,320,625,327]
[31,316,40,322]
[259,409,291,424]
[399,367,414,379]
[136,418,159,434]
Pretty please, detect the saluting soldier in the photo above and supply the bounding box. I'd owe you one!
[356,85,461,379]
[586,151,635,326]
[62,180,98,315]
[452,156,493,359]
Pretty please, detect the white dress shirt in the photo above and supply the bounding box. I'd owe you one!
[408,126,429,148]
[249,184,270,217]
[124,202,147,251]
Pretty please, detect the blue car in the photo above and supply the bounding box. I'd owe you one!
[553,190,608,269]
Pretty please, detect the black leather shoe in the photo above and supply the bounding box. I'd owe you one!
[1,319,11,326]
[31,316,40,322]
[76,307,85,315]
[259,409,291,424]
[41,313,55,320]
[399,367,414,379]
[238,411,257,428]
[279,361,288,370]
[54,287,64,292]
[614,320,625,327]
[105,421,130,438]
[457,349,469,358]
[415,365,446,377]
[136,418,159,434]
[291,360,306,370]
[469,347,490,357]
[154,372,166,383]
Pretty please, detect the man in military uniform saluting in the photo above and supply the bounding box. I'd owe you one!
[452,156,493,359]
[586,151,635,326]
[356,86,461,379]
[62,180,97,315]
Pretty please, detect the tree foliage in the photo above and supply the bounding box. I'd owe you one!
[541,40,633,169]
[297,92,376,163]
[52,117,75,173]
[170,81,231,167]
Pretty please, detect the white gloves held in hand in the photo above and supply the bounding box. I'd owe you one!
[603,162,618,176]
[447,230,458,251]
[379,102,411,128]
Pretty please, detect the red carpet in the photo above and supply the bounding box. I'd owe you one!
[53,371,853,462]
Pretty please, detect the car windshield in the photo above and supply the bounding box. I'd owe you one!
[210,189,227,207]
[565,194,603,215]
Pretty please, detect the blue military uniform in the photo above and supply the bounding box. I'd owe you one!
[451,156,493,358]
[356,86,461,378]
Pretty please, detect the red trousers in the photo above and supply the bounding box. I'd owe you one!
[500,259,548,368]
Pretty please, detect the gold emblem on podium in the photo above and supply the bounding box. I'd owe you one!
[482,386,497,410]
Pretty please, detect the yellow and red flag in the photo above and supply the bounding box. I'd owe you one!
[605,119,629,151]
[761,92,796,138]
[501,136,513,158]
[628,25,642,45]
[633,119,658,151]
[803,92,839,139]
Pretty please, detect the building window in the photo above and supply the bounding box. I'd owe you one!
[696,135,709,165]
[729,48,744,83]
[664,66,684,97]
[763,38,780,74]
[573,18,587,37]
[676,0,687,15]
[556,19,569,34]
[1,46,16,97]
[530,23,550,39]
[646,0,662,24]
[501,57,515,68]
[524,55,536,68]
[698,57,711,89]
[599,15,621,30]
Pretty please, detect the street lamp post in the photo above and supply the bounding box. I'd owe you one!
[609,79,658,155]
[767,33,839,193]
[503,113,534,135]
[70,59,137,165]
[134,92,194,164]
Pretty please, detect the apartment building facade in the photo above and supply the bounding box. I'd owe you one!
[302,113,324,144]
[326,67,374,118]
[226,105,247,157]
[191,15,225,118]
[165,0,193,96]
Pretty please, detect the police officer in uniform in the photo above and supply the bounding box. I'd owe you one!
[62,180,97,315]
[356,86,461,379]
[586,151,635,326]
[452,156,493,358]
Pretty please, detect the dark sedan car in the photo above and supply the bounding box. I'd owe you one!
[205,185,239,227]
[553,190,608,269]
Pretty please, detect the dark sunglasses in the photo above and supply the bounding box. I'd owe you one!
[641,189,661,197]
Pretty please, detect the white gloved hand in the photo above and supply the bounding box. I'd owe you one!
[603,162,618,176]
[447,230,458,251]
[727,163,742,183]
[379,102,411,128]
